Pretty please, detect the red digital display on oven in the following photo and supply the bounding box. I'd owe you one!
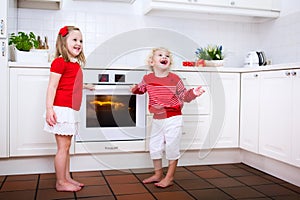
[98,74,109,82]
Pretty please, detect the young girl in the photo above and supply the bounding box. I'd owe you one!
[131,47,205,188]
[44,26,93,192]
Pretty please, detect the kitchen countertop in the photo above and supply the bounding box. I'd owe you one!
[8,61,300,72]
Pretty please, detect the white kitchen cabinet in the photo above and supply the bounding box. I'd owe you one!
[210,72,240,149]
[144,0,280,22]
[240,72,260,153]
[9,68,71,157]
[0,0,17,158]
[18,0,62,10]
[259,69,298,165]
[292,70,300,167]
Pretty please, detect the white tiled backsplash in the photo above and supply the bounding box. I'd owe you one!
[16,0,300,67]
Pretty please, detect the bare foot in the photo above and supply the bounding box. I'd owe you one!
[56,181,82,192]
[67,178,84,187]
[142,175,162,184]
[154,177,174,188]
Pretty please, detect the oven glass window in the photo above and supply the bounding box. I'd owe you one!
[86,95,136,127]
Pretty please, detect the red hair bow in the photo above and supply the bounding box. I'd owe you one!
[59,26,68,37]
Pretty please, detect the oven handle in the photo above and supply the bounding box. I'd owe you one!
[92,84,134,91]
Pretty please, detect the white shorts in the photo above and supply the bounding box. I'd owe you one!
[149,115,183,160]
[43,106,80,136]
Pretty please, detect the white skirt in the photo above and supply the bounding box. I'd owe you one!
[43,106,80,136]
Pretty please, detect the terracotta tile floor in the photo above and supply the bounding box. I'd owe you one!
[1,163,300,200]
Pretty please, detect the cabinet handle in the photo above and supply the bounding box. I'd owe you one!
[291,71,297,76]
[254,74,258,78]
[230,1,235,6]
[1,41,5,57]
[0,19,4,35]
[285,71,291,76]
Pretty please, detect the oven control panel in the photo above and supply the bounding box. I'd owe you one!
[84,69,146,84]
[99,73,125,83]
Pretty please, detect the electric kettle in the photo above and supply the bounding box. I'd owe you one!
[244,51,266,67]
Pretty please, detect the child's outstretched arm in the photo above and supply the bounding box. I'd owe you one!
[193,86,205,96]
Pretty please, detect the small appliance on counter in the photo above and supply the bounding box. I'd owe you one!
[244,51,267,67]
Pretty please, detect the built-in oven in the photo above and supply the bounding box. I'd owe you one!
[75,69,147,153]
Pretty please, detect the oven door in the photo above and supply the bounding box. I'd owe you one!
[76,84,146,142]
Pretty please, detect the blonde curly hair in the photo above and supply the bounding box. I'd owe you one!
[146,47,174,71]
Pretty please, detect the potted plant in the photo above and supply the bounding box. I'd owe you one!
[195,45,224,67]
[9,32,39,51]
[9,31,49,63]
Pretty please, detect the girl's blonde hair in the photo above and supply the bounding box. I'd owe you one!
[55,26,86,66]
[147,47,174,71]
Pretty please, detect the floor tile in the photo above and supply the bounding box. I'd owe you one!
[175,178,214,190]
[39,173,56,180]
[75,185,113,198]
[185,165,213,171]
[105,174,139,184]
[0,190,36,200]
[153,191,195,200]
[77,196,115,200]
[75,176,106,186]
[174,170,200,180]
[144,182,183,193]
[222,186,266,199]
[216,167,254,177]
[1,180,37,191]
[207,177,245,188]
[102,169,131,176]
[116,192,156,200]
[189,188,232,200]
[109,183,148,195]
[72,171,102,178]
[36,188,75,200]
[236,175,273,186]
[38,178,56,189]
[5,174,38,181]
[0,163,299,200]
[193,169,227,179]
[253,184,298,197]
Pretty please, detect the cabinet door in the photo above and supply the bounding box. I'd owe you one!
[259,70,292,164]
[0,0,7,38]
[229,0,274,11]
[0,39,9,158]
[210,73,240,148]
[9,68,69,157]
[153,0,228,7]
[240,72,260,153]
[181,115,210,150]
[292,69,300,167]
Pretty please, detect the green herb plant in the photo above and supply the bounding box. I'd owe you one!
[9,32,39,52]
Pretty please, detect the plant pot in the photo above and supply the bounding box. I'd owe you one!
[12,47,49,63]
[204,60,224,67]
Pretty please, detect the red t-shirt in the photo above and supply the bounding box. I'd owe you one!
[50,57,83,111]
[132,72,197,119]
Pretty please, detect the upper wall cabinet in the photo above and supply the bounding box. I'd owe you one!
[18,0,62,10]
[143,0,281,22]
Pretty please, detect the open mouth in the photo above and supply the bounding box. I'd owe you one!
[160,60,168,65]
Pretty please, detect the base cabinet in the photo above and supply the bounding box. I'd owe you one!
[259,69,300,167]
[240,72,260,153]
[240,69,300,168]
[210,72,240,149]
[9,68,69,157]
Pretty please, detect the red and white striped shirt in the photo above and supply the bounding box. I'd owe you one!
[132,72,197,119]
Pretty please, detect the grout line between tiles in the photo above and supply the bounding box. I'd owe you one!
[100,170,117,199]
[131,171,158,200]
[33,174,40,200]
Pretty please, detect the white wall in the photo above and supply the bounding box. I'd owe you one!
[16,0,300,67]
[258,0,300,64]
